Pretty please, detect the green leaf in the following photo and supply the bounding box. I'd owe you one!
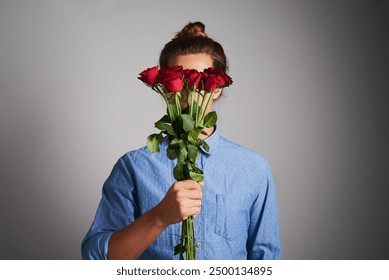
[178,146,188,164]
[189,164,204,181]
[147,133,163,153]
[203,111,217,128]
[181,114,195,133]
[189,170,204,182]
[187,144,199,162]
[174,244,184,256]
[187,128,202,144]
[155,117,175,136]
[166,139,183,160]
[166,146,178,160]
[200,139,209,152]
[192,164,203,173]
[157,114,170,123]
[173,164,186,181]
[170,138,184,149]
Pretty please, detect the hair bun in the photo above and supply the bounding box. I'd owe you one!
[175,22,207,38]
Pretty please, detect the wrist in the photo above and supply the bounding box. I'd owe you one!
[149,205,169,229]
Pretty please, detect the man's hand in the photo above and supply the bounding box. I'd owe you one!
[154,180,205,226]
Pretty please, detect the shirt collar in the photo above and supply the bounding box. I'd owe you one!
[200,126,220,155]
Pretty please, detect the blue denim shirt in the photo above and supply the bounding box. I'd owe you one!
[81,128,282,259]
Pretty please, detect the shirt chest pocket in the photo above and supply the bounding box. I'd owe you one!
[215,194,252,240]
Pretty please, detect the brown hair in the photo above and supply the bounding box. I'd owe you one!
[159,22,229,73]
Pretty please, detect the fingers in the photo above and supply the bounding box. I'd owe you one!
[181,199,202,218]
[178,189,202,220]
[172,181,204,201]
[183,197,202,207]
[158,180,205,225]
[181,207,201,221]
[174,181,203,217]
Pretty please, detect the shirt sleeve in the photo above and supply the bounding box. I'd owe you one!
[247,160,282,260]
[81,156,138,260]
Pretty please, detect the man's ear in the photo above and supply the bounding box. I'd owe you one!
[212,89,222,100]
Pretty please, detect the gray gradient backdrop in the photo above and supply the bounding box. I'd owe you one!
[1,0,388,259]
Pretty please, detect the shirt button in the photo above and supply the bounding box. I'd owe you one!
[196,242,202,248]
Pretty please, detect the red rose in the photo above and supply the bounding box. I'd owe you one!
[220,71,233,88]
[202,73,218,92]
[202,68,233,91]
[157,65,184,92]
[184,69,202,90]
[138,66,159,87]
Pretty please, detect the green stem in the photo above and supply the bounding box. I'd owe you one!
[184,216,195,260]
[179,220,186,260]
[179,212,196,259]
[192,217,196,258]
[200,91,215,124]
[174,93,181,116]
[189,91,194,119]
[185,221,188,258]
[155,86,174,121]
[195,91,202,127]
[187,219,191,259]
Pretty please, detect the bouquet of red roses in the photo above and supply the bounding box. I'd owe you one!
[138,65,232,260]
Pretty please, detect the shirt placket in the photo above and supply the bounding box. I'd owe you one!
[194,151,209,259]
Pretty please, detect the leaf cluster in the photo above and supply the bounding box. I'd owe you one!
[147,101,217,182]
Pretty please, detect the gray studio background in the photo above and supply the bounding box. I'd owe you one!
[1,0,388,259]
